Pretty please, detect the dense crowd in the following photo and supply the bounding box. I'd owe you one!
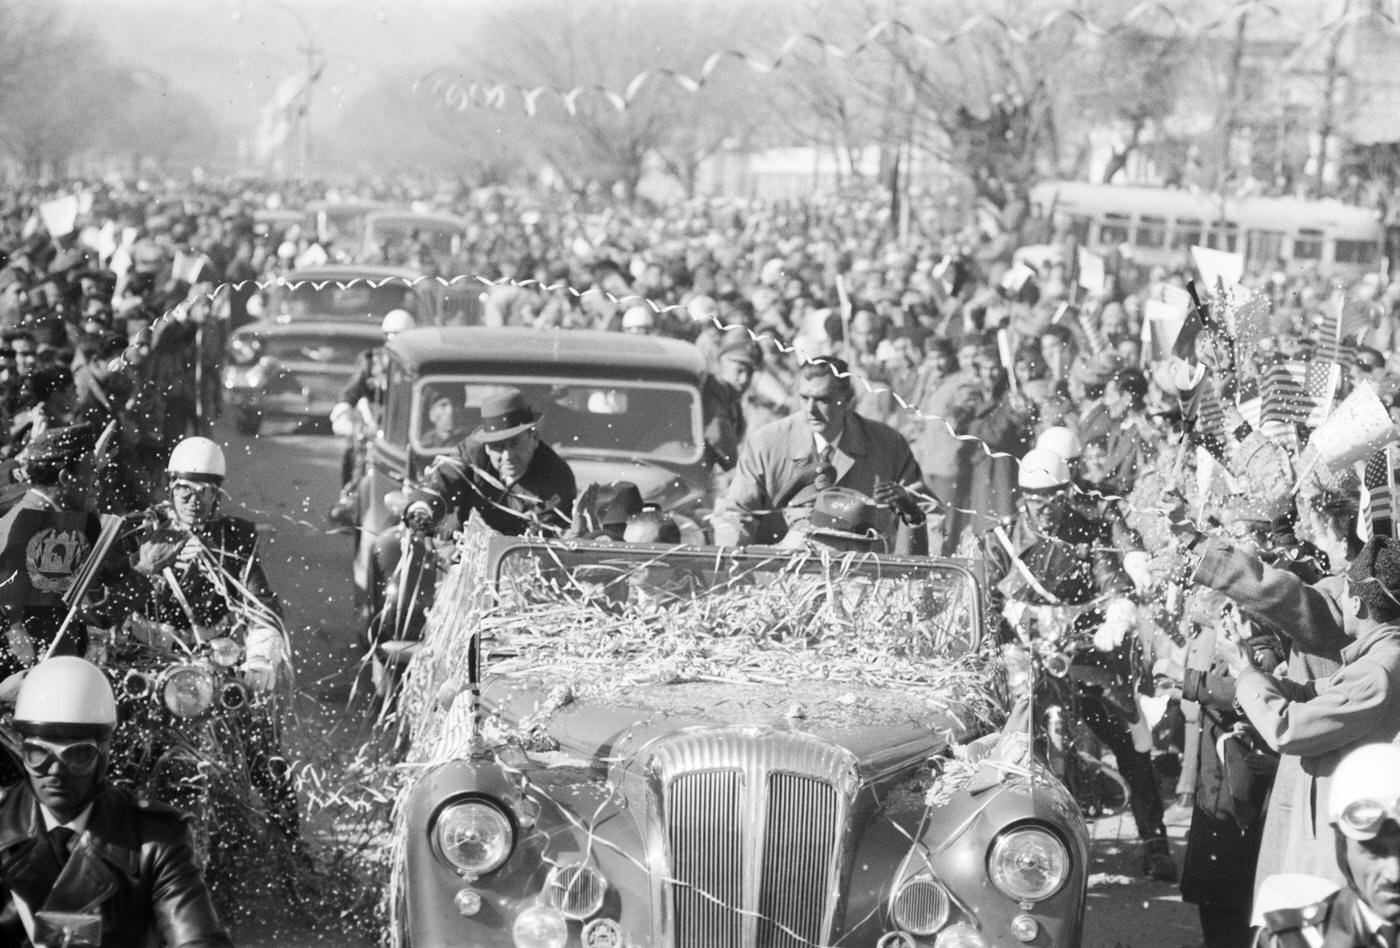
[5,174,1400,946]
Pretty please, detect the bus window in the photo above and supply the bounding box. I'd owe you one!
[1098,213,1130,246]
[1207,223,1239,252]
[1293,229,1324,261]
[1173,219,1203,249]
[1247,230,1285,265]
[1135,216,1167,249]
[1335,239,1378,265]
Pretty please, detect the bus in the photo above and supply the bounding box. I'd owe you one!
[1028,180,1384,279]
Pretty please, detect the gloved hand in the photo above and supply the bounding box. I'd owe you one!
[5,623,34,667]
[873,480,925,526]
[329,401,355,437]
[135,529,187,575]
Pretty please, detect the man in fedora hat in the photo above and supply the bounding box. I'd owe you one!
[417,387,577,537]
[779,488,888,554]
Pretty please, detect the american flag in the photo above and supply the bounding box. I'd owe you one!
[1260,359,1328,441]
[1313,289,1374,365]
[1364,446,1398,538]
[1192,373,1228,460]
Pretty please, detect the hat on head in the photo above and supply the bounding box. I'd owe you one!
[471,388,539,444]
[597,481,646,527]
[621,304,655,330]
[1347,536,1400,613]
[25,424,91,466]
[716,330,761,367]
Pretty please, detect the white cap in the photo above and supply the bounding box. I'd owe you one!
[14,657,117,738]
[1018,447,1071,491]
[168,436,226,482]
[1036,426,1083,462]
[1328,742,1400,834]
[621,304,655,330]
[381,308,416,335]
[686,294,717,324]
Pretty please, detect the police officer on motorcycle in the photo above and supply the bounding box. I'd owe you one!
[0,656,232,947]
[122,437,298,844]
[987,447,1177,882]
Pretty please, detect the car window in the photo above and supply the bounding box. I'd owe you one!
[492,545,981,656]
[410,376,703,462]
[267,279,418,322]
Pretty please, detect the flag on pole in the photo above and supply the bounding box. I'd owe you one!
[1260,360,1315,441]
[1364,446,1397,538]
[254,68,316,163]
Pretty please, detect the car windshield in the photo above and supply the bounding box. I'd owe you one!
[411,376,703,463]
[493,543,980,655]
[266,278,418,322]
[367,218,462,258]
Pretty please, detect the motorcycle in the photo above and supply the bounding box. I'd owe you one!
[102,618,276,873]
[1000,598,1137,818]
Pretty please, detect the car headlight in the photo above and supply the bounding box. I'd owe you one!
[229,336,262,365]
[542,861,607,920]
[431,798,515,876]
[889,874,950,935]
[160,665,215,718]
[988,826,1070,902]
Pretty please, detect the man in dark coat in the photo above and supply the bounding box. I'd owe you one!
[0,656,232,947]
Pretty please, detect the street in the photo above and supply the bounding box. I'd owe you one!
[219,421,1202,947]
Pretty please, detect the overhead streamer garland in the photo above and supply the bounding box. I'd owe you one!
[411,1,1388,117]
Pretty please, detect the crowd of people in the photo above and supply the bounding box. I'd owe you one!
[4,174,1400,945]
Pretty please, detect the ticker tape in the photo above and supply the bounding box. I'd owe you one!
[411,3,1384,117]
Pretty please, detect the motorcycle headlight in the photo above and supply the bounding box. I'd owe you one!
[512,902,567,948]
[431,797,514,876]
[889,874,951,936]
[988,826,1070,902]
[160,665,215,718]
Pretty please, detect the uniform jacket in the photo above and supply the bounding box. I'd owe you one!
[124,510,282,633]
[1191,536,1354,893]
[425,439,577,537]
[0,782,232,948]
[1257,886,1383,948]
[713,411,922,547]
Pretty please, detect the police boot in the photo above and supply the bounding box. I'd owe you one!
[1141,836,1178,882]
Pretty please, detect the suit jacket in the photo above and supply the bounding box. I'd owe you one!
[0,782,232,948]
[713,411,922,547]
[426,439,577,537]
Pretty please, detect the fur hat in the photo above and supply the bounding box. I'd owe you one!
[1347,537,1400,614]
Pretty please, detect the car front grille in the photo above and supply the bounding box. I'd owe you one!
[650,730,858,948]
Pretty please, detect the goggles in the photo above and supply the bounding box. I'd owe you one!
[1336,797,1400,841]
[171,480,218,500]
[21,737,101,775]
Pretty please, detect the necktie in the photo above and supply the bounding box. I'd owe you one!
[813,444,836,490]
[49,826,74,867]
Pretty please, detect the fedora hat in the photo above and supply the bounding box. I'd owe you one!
[472,388,539,443]
[801,488,887,546]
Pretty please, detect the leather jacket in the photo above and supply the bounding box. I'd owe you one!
[0,781,232,947]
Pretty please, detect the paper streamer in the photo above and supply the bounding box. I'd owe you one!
[413,2,1384,117]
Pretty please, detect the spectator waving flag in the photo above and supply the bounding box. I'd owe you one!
[1364,446,1397,539]
[1259,359,1315,441]
[1313,288,1373,366]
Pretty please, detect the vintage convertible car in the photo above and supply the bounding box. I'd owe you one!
[387,529,1089,948]
[222,265,439,434]
[352,326,712,626]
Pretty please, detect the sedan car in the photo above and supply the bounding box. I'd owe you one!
[352,327,711,635]
[223,265,437,434]
[387,530,1089,948]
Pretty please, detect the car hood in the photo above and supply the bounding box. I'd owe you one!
[558,454,703,508]
[482,677,967,783]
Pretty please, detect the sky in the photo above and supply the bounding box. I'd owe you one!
[63,0,475,135]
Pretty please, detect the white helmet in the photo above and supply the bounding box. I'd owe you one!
[168,436,226,483]
[621,304,656,331]
[381,309,416,335]
[1329,743,1400,839]
[1018,447,1071,492]
[14,657,117,738]
[686,294,718,324]
[1036,426,1083,462]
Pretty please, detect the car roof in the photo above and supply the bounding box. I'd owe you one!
[388,327,706,380]
[280,264,424,283]
[233,319,385,339]
[363,210,468,228]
